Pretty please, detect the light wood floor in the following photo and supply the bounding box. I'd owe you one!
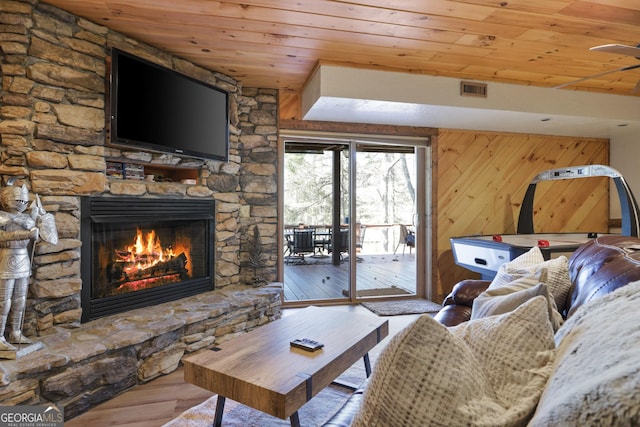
[65,305,420,427]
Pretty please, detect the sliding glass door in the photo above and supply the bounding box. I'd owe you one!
[281,136,429,304]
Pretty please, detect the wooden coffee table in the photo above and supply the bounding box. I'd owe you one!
[183,306,389,426]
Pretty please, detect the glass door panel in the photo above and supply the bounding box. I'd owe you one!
[283,142,350,302]
[354,145,417,299]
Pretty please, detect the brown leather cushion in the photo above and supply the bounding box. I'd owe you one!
[567,236,640,317]
[432,305,473,327]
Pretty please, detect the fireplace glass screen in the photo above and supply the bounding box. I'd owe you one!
[81,197,215,322]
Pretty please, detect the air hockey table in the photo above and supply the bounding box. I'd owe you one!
[451,165,640,279]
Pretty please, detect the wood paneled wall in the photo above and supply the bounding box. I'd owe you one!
[434,129,609,301]
[279,90,301,121]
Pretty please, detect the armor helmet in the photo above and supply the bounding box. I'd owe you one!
[1,180,29,214]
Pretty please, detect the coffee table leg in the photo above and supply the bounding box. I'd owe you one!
[213,395,225,427]
[290,411,301,427]
[363,353,372,377]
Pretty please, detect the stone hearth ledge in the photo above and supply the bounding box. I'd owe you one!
[0,283,283,419]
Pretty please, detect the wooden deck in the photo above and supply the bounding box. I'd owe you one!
[284,253,416,301]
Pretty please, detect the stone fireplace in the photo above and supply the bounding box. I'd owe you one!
[0,1,279,338]
[80,197,216,321]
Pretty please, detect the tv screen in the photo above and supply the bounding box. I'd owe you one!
[108,48,229,162]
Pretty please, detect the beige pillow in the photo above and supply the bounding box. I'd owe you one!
[352,297,555,427]
[472,270,564,331]
[512,256,571,312]
[498,246,545,274]
[489,246,571,314]
[529,280,640,427]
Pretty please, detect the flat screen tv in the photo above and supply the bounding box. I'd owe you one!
[108,47,229,162]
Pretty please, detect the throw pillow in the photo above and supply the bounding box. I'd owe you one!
[472,270,564,331]
[501,246,545,271]
[528,280,640,427]
[489,247,571,314]
[474,269,546,317]
[352,297,555,427]
[488,246,544,290]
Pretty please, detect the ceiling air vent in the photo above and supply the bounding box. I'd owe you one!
[460,81,487,98]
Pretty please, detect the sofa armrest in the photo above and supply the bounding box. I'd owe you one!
[432,304,473,327]
[433,279,491,327]
[442,279,491,307]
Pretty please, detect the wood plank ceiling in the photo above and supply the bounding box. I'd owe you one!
[42,0,640,97]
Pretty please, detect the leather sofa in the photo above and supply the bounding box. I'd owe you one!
[324,235,640,426]
[435,235,640,326]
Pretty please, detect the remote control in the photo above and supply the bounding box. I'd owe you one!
[290,338,324,352]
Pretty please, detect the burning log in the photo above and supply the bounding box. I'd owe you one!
[108,252,189,288]
[102,228,193,296]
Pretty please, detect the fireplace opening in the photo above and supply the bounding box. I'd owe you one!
[81,197,215,322]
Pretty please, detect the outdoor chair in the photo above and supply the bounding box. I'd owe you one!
[313,227,331,255]
[328,229,349,261]
[286,229,315,264]
[394,224,415,255]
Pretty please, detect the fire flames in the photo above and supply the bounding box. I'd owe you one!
[124,228,176,273]
[112,228,191,293]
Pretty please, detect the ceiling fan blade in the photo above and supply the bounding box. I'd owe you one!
[590,44,640,58]
[554,63,640,89]
[553,67,629,89]
[555,43,640,91]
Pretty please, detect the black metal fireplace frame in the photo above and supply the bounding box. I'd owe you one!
[80,197,215,322]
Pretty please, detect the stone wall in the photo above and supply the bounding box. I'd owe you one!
[0,0,279,337]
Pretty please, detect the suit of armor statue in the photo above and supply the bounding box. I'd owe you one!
[0,182,39,351]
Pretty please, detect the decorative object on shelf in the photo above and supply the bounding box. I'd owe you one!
[123,163,144,180]
[106,161,123,179]
[0,180,58,359]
